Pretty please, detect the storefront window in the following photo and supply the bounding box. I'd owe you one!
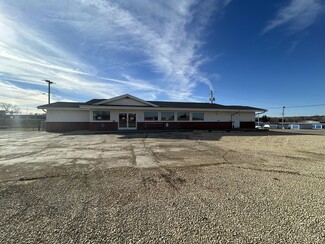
[161,112,174,121]
[93,111,110,120]
[144,112,158,121]
[177,112,189,121]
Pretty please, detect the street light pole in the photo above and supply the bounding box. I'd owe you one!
[44,80,54,104]
[282,106,285,129]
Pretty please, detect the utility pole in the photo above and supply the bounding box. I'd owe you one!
[44,80,54,104]
[282,106,285,129]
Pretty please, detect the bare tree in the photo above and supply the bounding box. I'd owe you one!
[12,105,21,114]
[1,103,12,113]
[0,103,21,114]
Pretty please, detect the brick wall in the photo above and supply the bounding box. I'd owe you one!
[239,121,255,129]
[137,122,232,130]
[46,122,118,132]
[46,121,254,132]
[89,122,118,131]
[45,122,89,132]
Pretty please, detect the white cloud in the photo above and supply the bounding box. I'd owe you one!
[0,82,52,113]
[73,0,229,99]
[263,0,324,33]
[0,0,230,111]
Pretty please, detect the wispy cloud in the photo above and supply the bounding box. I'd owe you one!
[0,82,54,113]
[262,0,324,34]
[287,40,300,53]
[74,0,230,99]
[0,0,230,111]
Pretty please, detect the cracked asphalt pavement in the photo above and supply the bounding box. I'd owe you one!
[0,130,324,243]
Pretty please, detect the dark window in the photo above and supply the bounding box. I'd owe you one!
[177,112,189,121]
[192,112,204,121]
[93,111,110,121]
[161,112,174,121]
[144,112,158,121]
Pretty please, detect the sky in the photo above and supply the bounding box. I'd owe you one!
[0,0,324,116]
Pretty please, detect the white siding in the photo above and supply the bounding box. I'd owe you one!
[47,110,89,122]
[239,112,255,121]
[204,112,231,122]
[48,109,256,123]
[204,111,255,122]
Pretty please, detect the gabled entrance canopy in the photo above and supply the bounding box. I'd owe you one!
[94,94,158,107]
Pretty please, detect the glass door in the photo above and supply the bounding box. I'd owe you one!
[119,112,137,129]
[128,113,136,128]
[119,113,127,129]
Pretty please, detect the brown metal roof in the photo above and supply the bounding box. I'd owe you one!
[147,101,265,111]
[85,99,105,105]
[37,102,84,109]
[38,99,265,111]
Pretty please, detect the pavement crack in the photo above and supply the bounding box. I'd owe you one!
[1,175,65,183]
[18,175,62,181]
[130,144,137,166]
[233,166,300,176]
[222,150,230,163]
[141,136,161,166]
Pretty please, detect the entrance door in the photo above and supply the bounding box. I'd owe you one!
[119,113,137,130]
[128,113,136,128]
[232,113,240,128]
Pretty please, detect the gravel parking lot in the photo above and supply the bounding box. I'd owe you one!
[0,130,324,243]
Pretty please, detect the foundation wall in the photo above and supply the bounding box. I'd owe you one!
[45,121,255,132]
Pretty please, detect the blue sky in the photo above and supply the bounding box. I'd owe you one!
[0,0,324,116]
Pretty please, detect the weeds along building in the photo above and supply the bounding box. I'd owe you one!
[37,94,266,132]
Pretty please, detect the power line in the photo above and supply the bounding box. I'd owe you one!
[266,104,325,110]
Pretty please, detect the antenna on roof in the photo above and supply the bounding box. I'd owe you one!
[209,90,215,104]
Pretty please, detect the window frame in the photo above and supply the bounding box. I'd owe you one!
[177,112,190,121]
[192,112,204,121]
[93,110,111,121]
[144,111,159,121]
[161,112,175,121]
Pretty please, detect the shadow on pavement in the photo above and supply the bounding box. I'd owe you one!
[59,129,324,141]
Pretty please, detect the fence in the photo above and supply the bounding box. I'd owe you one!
[0,118,45,130]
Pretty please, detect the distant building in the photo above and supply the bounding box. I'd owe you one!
[289,121,323,130]
[38,94,266,132]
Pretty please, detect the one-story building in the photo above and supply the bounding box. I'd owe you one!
[289,121,323,130]
[37,94,266,132]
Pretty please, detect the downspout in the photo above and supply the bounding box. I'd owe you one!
[41,109,47,131]
[256,110,266,128]
[230,111,240,129]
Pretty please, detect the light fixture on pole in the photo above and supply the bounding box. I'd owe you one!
[44,80,54,104]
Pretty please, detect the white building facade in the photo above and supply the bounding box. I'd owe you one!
[38,94,265,132]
